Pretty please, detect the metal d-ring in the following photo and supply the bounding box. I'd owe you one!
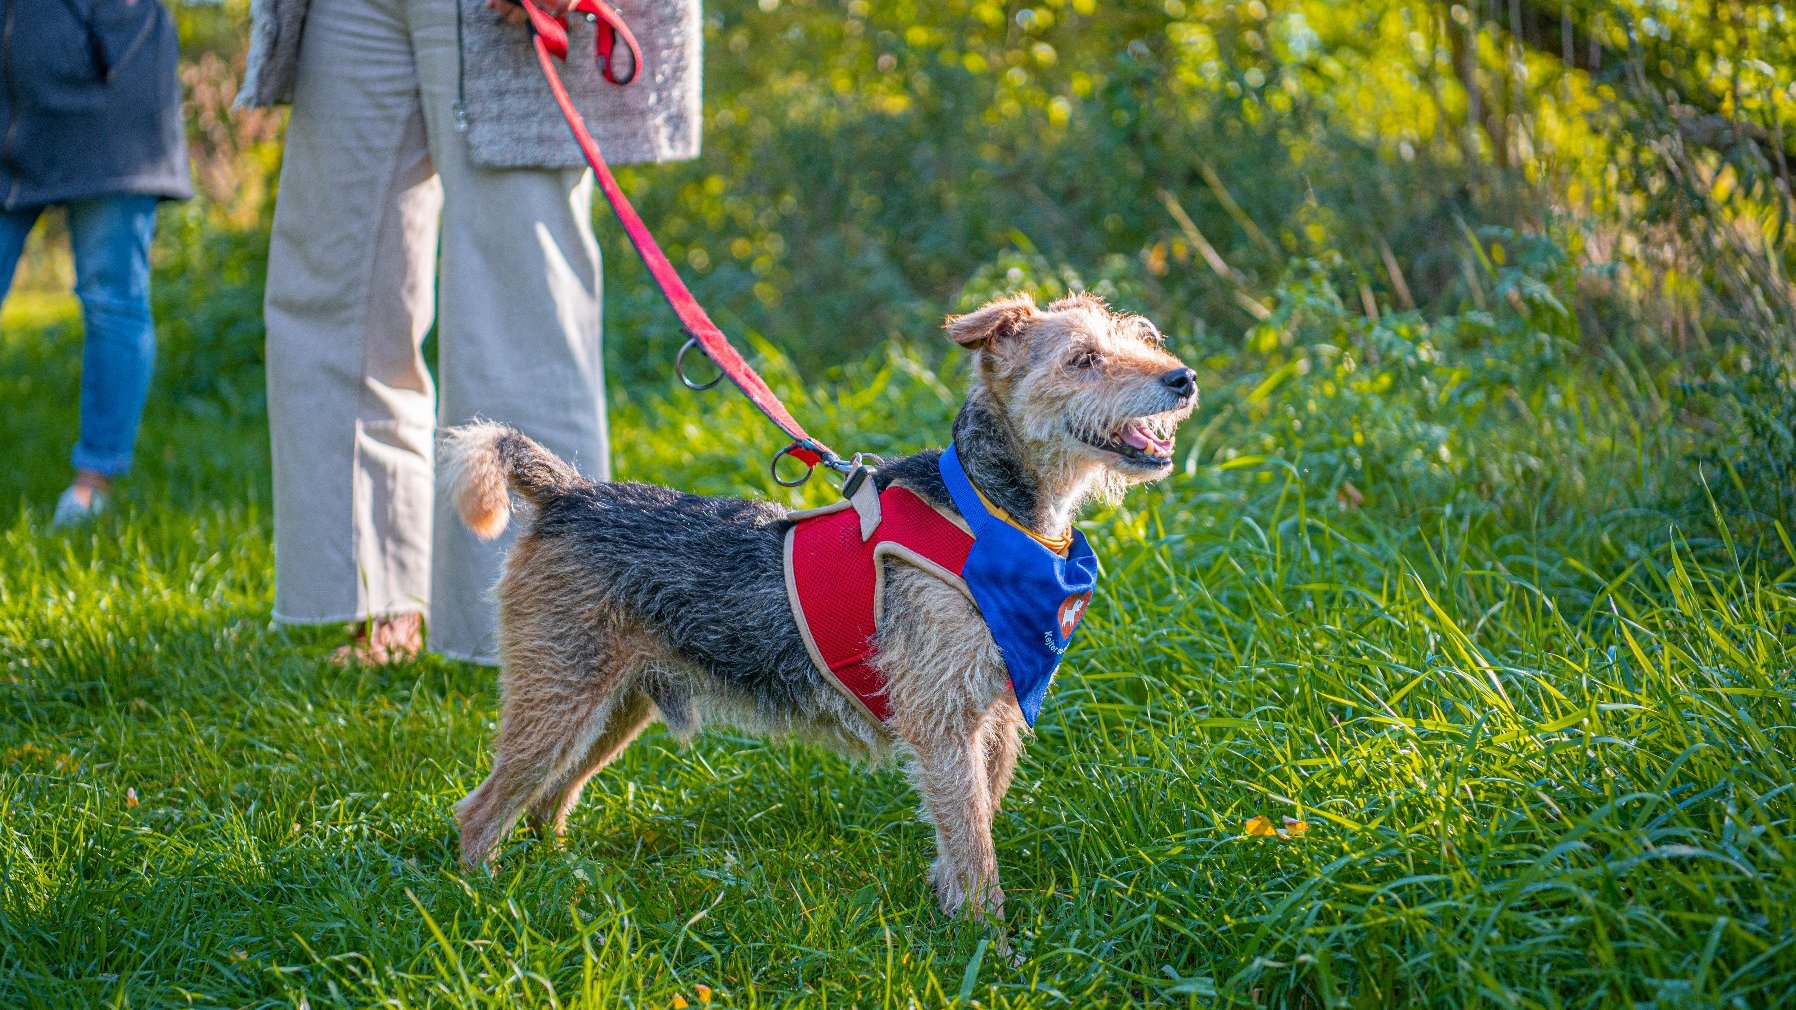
[769,443,817,487]
[675,337,724,391]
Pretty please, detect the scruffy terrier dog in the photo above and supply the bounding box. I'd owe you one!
[442,291,1196,922]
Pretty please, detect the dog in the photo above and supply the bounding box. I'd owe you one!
[441,290,1196,923]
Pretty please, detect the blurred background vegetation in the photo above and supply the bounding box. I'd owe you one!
[14,1,1793,532]
[17,0,1790,550]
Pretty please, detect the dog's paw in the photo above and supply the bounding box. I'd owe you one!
[931,860,1005,922]
[930,859,968,917]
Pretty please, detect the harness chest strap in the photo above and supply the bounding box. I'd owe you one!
[783,486,975,723]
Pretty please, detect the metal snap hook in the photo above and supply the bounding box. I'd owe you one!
[770,443,817,487]
[675,336,724,391]
[838,452,885,497]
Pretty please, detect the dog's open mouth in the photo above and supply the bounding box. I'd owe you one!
[1071,415,1178,468]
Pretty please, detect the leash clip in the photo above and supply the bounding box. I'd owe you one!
[840,454,884,539]
[839,453,883,498]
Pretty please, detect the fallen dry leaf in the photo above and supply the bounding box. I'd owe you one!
[1245,814,1312,839]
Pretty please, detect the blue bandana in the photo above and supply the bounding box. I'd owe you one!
[938,444,1100,726]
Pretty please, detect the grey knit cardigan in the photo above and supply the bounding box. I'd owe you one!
[236,0,700,168]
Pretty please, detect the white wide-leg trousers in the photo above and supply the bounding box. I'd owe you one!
[264,0,609,662]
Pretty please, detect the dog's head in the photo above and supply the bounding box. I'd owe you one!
[948,291,1197,502]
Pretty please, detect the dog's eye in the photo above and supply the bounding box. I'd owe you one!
[1068,350,1102,370]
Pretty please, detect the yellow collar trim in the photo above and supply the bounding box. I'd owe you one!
[971,484,1073,556]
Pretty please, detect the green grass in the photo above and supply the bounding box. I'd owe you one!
[2,290,1793,1009]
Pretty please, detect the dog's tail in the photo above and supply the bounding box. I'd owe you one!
[440,421,585,540]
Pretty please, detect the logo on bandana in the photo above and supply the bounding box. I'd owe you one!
[1056,592,1092,639]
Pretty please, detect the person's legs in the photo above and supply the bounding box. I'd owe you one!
[409,0,608,663]
[0,206,43,303]
[264,0,443,638]
[0,204,114,529]
[65,195,160,484]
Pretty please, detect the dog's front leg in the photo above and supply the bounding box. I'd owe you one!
[912,719,1004,921]
[879,565,1012,920]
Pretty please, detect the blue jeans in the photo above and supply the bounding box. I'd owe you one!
[0,195,159,476]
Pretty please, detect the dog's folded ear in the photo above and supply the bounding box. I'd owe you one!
[946,294,1038,350]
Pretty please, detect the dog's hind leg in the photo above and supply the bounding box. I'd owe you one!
[455,681,616,868]
[457,602,677,867]
[525,687,655,839]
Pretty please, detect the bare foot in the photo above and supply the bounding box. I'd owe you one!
[332,613,425,666]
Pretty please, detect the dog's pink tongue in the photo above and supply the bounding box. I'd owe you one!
[1121,420,1173,456]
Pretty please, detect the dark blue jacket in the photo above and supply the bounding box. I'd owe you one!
[0,0,192,211]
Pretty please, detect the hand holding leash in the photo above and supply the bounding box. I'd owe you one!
[518,0,641,85]
[488,0,576,27]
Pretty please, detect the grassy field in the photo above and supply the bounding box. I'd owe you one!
[2,263,1793,1009]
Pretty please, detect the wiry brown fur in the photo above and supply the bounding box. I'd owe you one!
[443,292,1196,935]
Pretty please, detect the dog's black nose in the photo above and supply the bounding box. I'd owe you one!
[1161,367,1197,399]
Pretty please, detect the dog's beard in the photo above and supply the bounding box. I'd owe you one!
[1001,390,1190,523]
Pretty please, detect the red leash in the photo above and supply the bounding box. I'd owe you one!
[520,0,850,487]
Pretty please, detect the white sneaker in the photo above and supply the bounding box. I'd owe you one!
[52,485,108,529]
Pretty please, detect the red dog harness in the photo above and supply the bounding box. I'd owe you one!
[784,486,974,722]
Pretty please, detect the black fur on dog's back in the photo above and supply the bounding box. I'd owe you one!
[529,479,821,707]
[443,422,969,714]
